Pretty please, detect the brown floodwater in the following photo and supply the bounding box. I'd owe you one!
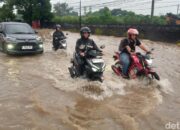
[0,29,180,130]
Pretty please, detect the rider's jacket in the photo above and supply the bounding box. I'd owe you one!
[119,38,141,54]
[75,38,101,55]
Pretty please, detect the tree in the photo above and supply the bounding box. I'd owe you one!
[111,9,135,16]
[0,0,15,21]
[53,2,78,16]
[8,0,53,25]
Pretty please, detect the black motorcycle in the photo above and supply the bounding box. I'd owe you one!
[69,45,106,82]
[53,36,67,51]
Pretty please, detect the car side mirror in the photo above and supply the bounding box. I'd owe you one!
[34,30,38,34]
[100,45,105,49]
[0,33,4,37]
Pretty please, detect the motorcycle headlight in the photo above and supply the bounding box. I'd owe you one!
[92,67,98,72]
[62,43,66,47]
[36,36,42,42]
[7,44,14,49]
[146,59,153,66]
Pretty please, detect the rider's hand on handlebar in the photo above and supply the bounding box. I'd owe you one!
[80,52,85,57]
[130,52,136,55]
[146,51,152,55]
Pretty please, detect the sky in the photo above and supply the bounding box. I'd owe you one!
[50,0,180,16]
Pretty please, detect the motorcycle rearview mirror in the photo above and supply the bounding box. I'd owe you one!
[100,45,105,49]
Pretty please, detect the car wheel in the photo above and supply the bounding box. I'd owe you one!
[40,51,44,54]
[38,50,44,54]
[2,43,7,53]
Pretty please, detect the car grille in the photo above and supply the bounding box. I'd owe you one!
[15,42,38,51]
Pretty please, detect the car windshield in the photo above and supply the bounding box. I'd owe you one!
[5,24,35,34]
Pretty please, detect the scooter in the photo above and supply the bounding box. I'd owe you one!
[53,36,67,51]
[69,45,106,82]
[111,48,160,80]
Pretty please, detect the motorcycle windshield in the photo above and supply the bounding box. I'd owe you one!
[87,50,97,57]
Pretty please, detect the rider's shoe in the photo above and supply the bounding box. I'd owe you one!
[121,74,129,79]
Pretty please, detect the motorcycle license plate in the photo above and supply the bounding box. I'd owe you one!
[92,59,104,63]
[22,46,33,50]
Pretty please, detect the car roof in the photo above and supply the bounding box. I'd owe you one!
[0,22,28,25]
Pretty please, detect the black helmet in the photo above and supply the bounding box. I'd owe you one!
[56,24,61,29]
[80,27,91,36]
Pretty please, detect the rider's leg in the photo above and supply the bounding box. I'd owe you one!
[120,53,130,76]
[77,55,85,76]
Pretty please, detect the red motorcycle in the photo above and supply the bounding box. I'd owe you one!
[111,49,160,80]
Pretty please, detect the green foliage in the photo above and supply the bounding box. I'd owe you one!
[53,2,78,16]
[0,4,15,22]
[95,28,103,35]
[0,1,167,26]
[111,9,135,16]
[52,16,79,24]
[151,16,167,25]
[1,0,53,24]
[53,7,167,26]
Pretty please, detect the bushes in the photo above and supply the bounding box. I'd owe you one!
[94,28,103,35]
[52,7,167,25]
[52,16,79,24]
[53,15,167,26]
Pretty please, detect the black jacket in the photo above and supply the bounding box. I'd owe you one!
[119,38,141,54]
[75,38,101,55]
[53,30,65,41]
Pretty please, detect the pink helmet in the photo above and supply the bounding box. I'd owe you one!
[127,28,139,35]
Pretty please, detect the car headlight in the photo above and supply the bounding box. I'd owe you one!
[92,67,98,72]
[7,44,14,49]
[39,44,43,48]
[36,36,42,42]
[5,37,16,43]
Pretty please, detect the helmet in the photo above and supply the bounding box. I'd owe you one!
[56,24,61,29]
[80,27,91,36]
[127,28,139,35]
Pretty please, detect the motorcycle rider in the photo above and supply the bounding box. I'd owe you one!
[53,24,65,51]
[119,28,150,78]
[75,27,102,76]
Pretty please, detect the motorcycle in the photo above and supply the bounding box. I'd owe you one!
[68,45,106,82]
[111,48,160,81]
[53,36,67,50]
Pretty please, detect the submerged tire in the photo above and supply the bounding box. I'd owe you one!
[2,43,7,54]
[152,72,160,81]
[68,67,77,78]
[112,62,122,76]
[128,67,138,79]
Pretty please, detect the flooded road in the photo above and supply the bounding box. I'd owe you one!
[0,29,180,130]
